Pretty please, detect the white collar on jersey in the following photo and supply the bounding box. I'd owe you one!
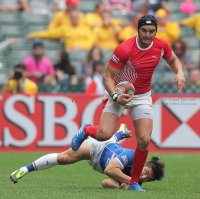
[136,36,154,51]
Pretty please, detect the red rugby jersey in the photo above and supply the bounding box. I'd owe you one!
[109,36,172,95]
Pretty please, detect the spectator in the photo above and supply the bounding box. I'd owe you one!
[82,46,103,81]
[85,3,105,28]
[47,0,84,31]
[137,3,154,16]
[25,0,60,15]
[172,39,193,71]
[187,68,200,85]
[0,0,29,12]
[54,50,77,85]
[178,13,200,38]
[165,39,193,78]
[156,9,180,46]
[2,64,38,94]
[103,0,131,14]
[85,3,129,29]
[85,60,105,95]
[24,42,56,85]
[93,11,121,50]
[0,38,19,52]
[119,12,143,42]
[131,0,171,16]
[29,11,94,51]
[149,0,171,13]
[180,0,196,15]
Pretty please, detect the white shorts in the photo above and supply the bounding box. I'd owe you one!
[87,136,116,174]
[103,90,153,121]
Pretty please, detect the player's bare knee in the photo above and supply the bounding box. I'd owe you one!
[57,153,69,165]
[137,135,151,150]
[97,127,113,141]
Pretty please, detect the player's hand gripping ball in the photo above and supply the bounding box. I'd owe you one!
[115,81,135,96]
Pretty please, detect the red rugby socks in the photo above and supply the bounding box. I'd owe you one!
[84,125,99,139]
[130,147,148,184]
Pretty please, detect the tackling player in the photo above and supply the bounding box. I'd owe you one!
[72,14,185,191]
[10,124,165,188]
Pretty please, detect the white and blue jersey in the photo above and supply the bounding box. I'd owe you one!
[88,136,134,175]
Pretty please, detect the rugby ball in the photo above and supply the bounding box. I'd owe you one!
[115,81,135,96]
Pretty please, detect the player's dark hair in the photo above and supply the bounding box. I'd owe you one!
[145,157,165,181]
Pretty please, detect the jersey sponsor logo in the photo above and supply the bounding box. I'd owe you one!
[111,54,119,64]
[121,155,128,166]
[146,20,152,24]
[152,56,159,59]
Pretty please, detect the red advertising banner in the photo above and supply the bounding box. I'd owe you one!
[0,94,199,152]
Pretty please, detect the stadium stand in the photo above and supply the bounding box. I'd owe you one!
[78,0,98,14]
[0,0,199,93]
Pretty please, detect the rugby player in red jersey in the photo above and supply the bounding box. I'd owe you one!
[72,14,185,191]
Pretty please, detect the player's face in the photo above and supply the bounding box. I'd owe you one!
[139,166,154,183]
[138,25,156,45]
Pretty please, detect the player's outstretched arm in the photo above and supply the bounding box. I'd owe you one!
[165,52,186,92]
[104,159,131,184]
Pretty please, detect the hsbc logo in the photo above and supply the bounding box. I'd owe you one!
[0,95,103,149]
[0,95,199,151]
[152,98,200,148]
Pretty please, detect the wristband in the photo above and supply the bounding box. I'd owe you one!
[111,92,119,102]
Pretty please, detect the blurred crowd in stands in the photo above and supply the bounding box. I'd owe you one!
[0,0,199,94]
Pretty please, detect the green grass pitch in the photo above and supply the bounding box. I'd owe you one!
[0,152,199,199]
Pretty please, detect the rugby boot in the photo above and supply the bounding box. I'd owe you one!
[118,123,132,138]
[72,123,91,151]
[128,182,145,191]
[10,169,25,184]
